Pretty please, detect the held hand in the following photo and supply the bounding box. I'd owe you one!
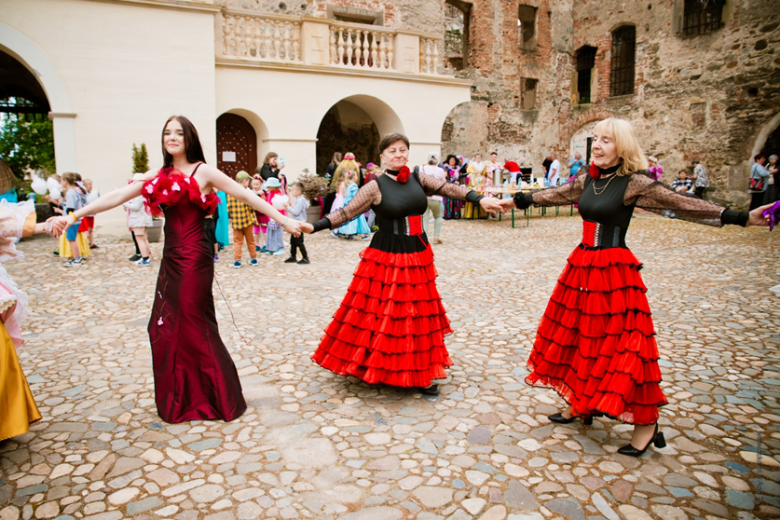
[47,216,70,236]
[479,197,503,215]
[300,222,314,234]
[498,198,517,212]
[283,218,303,237]
[748,203,774,227]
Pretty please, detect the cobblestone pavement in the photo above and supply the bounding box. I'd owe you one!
[2,213,779,520]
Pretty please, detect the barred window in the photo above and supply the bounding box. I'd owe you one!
[610,26,635,97]
[682,0,724,36]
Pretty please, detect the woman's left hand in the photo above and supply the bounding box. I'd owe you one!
[47,216,71,236]
[480,197,504,215]
[748,203,774,227]
[283,218,303,237]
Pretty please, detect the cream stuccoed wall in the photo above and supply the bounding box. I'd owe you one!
[2,0,218,234]
[215,66,471,176]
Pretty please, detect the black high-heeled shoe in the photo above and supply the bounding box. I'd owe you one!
[617,423,666,457]
[416,385,439,396]
[548,413,593,426]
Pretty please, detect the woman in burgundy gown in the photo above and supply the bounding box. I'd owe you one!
[301,133,503,394]
[500,118,771,456]
[49,116,303,423]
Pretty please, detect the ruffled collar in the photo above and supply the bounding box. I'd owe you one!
[142,168,219,215]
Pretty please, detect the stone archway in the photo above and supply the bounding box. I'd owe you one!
[0,22,75,173]
[752,112,780,159]
[315,95,403,175]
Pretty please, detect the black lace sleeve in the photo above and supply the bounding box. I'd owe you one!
[416,172,483,203]
[625,172,746,227]
[311,180,381,232]
[513,170,587,209]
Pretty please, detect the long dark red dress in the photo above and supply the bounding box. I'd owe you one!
[309,171,484,387]
[515,165,750,425]
[143,165,247,423]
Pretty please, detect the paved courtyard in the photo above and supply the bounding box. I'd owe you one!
[2,213,779,520]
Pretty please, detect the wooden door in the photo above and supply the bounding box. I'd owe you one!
[216,113,257,179]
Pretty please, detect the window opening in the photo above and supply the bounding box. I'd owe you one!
[682,0,724,36]
[520,78,538,109]
[518,5,537,50]
[575,46,597,104]
[610,26,635,97]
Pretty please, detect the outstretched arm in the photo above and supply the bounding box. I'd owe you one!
[198,164,302,236]
[502,170,586,210]
[417,172,503,214]
[306,180,381,233]
[626,172,770,227]
[48,176,151,235]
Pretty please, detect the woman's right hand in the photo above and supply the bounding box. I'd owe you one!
[300,222,314,234]
[499,198,516,212]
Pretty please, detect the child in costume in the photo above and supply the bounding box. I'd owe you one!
[264,177,286,255]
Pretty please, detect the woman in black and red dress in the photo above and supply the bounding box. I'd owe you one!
[302,133,503,395]
[501,118,771,456]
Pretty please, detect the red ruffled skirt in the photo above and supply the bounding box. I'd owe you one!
[312,234,453,387]
[526,245,668,425]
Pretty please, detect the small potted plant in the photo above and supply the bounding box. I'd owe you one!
[132,143,163,242]
[297,169,329,223]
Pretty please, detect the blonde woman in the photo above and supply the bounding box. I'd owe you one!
[500,118,771,456]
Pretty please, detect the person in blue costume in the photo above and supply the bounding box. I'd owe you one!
[215,189,230,251]
[337,171,371,239]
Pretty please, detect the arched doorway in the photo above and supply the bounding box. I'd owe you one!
[0,49,54,183]
[316,101,379,175]
[316,96,403,175]
[216,113,257,179]
[759,116,780,159]
[569,121,598,166]
[1,22,75,173]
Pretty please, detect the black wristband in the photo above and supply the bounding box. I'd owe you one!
[512,192,534,210]
[721,209,749,227]
[465,191,483,204]
[311,218,332,233]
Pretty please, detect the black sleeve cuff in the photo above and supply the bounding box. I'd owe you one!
[512,192,534,210]
[311,217,332,233]
[465,191,484,204]
[721,209,749,227]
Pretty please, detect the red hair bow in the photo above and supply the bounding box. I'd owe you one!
[396,166,411,183]
[589,162,600,179]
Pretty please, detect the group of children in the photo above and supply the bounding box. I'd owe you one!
[226,171,310,267]
[44,173,99,267]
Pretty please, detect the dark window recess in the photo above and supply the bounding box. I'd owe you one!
[518,5,537,50]
[682,0,724,36]
[610,26,636,97]
[520,78,538,109]
[576,46,597,103]
[445,0,471,70]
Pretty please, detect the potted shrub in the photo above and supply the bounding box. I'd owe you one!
[297,169,329,223]
[133,144,163,242]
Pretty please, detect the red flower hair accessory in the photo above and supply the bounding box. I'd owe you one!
[589,162,600,179]
[396,166,411,183]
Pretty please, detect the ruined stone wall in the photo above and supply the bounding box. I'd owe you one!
[442,0,780,207]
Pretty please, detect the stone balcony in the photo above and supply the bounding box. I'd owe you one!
[215,9,446,80]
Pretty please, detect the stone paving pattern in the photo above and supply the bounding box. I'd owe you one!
[1,214,779,520]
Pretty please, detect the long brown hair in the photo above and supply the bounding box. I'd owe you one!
[0,159,17,194]
[263,152,279,165]
[330,152,342,166]
[162,116,206,168]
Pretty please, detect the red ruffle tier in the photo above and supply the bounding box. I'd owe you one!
[312,244,453,387]
[526,246,668,425]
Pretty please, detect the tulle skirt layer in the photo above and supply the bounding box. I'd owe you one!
[312,232,452,387]
[526,245,668,425]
